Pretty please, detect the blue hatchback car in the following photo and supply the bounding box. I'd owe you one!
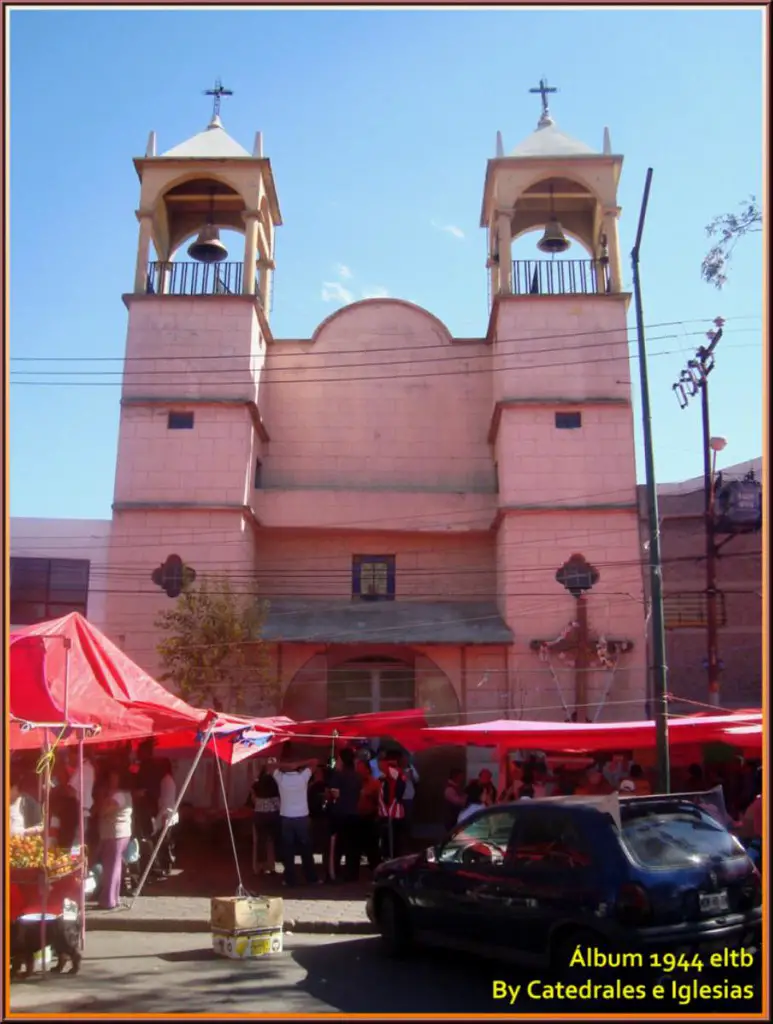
[366,795,762,973]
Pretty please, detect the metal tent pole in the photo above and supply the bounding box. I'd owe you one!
[128,722,216,907]
[39,730,51,979]
[77,735,87,950]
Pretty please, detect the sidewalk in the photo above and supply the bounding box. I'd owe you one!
[86,888,374,935]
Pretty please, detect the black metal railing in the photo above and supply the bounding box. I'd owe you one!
[511,258,611,296]
[146,261,250,297]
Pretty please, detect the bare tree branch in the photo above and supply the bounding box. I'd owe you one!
[701,195,762,289]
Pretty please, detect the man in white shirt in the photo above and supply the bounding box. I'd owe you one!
[271,749,321,887]
[70,751,95,816]
[70,748,97,851]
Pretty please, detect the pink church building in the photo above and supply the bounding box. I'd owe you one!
[104,90,648,742]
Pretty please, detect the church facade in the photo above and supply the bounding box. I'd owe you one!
[103,89,648,730]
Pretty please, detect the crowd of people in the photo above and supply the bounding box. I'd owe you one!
[248,743,420,887]
[9,738,179,911]
[10,739,763,899]
[442,752,763,856]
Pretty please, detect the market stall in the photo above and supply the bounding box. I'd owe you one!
[418,710,762,755]
[418,710,762,792]
[8,614,254,971]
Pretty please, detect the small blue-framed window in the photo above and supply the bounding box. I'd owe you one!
[352,555,396,602]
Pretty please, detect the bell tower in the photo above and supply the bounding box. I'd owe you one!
[104,83,282,677]
[483,80,647,720]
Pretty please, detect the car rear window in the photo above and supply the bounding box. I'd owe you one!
[620,808,743,868]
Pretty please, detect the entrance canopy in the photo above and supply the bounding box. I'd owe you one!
[419,712,763,757]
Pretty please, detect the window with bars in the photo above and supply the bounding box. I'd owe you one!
[352,555,396,601]
[10,557,90,626]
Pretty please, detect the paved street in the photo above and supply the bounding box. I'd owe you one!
[9,932,504,1016]
[8,931,763,1017]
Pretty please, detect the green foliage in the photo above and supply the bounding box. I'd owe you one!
[701,196,761,289]
[155,575,275,714]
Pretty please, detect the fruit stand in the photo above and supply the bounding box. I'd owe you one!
[9,835,84,921]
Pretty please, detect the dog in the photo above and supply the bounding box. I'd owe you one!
[10,916,82,980]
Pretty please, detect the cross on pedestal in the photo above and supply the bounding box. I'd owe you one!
[529,554,633,722]
[529,78,558,126]
[204,78,233,121]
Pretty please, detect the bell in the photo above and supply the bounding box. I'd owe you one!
[187,224,228,264]
[537,217,570,255]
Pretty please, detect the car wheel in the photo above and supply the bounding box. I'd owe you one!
[377,892,413,958]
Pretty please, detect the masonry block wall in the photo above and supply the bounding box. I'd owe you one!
[489,295,647,721]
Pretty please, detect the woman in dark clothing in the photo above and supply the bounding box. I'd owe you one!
[327,748,363,882]
[307,765,331,870]
[250,767,281,875]
[443,769,466,832]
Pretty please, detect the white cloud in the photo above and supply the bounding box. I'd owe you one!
[431,220,465,240]
[361,286,389,299]
[335,263,353,279]
[321,281,355,305]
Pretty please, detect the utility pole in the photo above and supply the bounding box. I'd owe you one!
[672,322,725,706]
[631,168,670,794]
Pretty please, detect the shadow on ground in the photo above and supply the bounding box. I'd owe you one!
[10,936,763,1017]
[138,845,370,903]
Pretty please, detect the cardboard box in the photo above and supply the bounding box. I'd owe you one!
[212,928,283,960]
[210,896,283,933]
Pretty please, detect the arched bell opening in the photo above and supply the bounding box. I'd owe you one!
[487,173,617,297]
[147,227,250,297]
[509,228,609,296]
[513,175,608,296]
[139,176,274,304]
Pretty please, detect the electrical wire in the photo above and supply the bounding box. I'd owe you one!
[10,475,748,548]
[9,334,762,386]
[9,315,761,364]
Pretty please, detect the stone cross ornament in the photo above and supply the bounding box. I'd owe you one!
[530,554,633,722]
[151,554,196,599]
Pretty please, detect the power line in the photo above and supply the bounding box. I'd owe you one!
[9,335,762,386]
[9,315,761,365]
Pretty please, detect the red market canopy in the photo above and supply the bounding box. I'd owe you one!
[288,708,429,747]
[155,708,432,765]
[419,712,763,757]
[9,613,212,749]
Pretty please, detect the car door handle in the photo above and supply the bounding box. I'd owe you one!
[470,889,501,902]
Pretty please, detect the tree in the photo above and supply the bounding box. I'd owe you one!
[155,575,276,714]
[701,195,761,289]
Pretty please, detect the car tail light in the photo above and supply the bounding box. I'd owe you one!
[738,868,762,909]
[616,883,652,925]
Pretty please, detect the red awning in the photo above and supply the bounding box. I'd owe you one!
[9,613,210,748]
[286,709,430,749]
[419,712,763,756]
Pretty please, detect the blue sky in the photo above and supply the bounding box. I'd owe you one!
[9,7,764,519]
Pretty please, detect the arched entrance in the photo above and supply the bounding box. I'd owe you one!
[328,656,414,718]
[281,650,465,840]
[281,651,460,725]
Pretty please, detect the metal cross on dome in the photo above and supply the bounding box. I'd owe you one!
[205,79,233,121]
[529,78,557,126]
